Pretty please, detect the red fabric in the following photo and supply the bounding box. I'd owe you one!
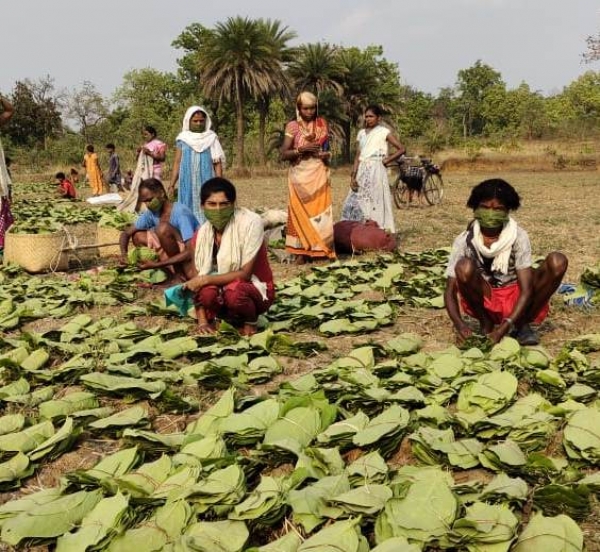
[351,221,396,252]
[333,221,359,254]
[334,220,397,254]
[0,200,14,248]
[59,179,77,199]
[190,231,274,287]
[195,279,275,323]
[460,282,549,325]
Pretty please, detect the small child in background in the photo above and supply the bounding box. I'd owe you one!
[56,171,77,199]
[106,143,122,192]
[70,168,80,185]
[123,169,133,191]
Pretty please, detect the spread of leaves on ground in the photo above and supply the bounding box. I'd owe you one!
[0,170,597,551]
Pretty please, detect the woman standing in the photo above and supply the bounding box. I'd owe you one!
[141,125,166,180]
[0,96,14,249]
[341,105,405,233]
[82,144,105,197]
[280,91,335,264]
[168,106,225,224]
[118,125,165,213]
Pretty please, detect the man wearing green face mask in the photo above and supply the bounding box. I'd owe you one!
[444,178,568,346]
[183,177,275,336]
[119,178,200,283]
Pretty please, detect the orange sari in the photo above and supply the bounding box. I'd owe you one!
[284,117,335,259]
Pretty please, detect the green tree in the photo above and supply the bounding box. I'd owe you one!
[193,16,295,169]
[336,45,402,161]
[5,78,62,148]
[456,60,504,137]
[286,42,344,98]
[65,81,108,143]
[113,68,180,145]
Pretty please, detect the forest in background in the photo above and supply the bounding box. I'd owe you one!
[1,16,600,173]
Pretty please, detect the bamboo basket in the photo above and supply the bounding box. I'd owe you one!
[63,222,99,262]
[3,229,69,273]
[96,226,122,258]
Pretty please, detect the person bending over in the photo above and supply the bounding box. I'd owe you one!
[119,178,199,282]
[444,178,567,346]
[55,172,77,199]
[183,177,275,336]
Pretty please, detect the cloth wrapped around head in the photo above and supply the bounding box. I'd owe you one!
[176,105,225,163]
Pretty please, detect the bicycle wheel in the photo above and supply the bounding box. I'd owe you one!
[423,173,444,205]
[393,177,410,208]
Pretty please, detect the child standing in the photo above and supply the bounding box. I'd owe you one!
[106,143,122,192]
[82,144,104,196]
[55,172,77,199]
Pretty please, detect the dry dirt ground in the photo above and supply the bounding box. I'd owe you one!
[3,166,600,551]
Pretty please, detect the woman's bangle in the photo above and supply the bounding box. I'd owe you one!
[503,317,514,330]
[295,148,300,157]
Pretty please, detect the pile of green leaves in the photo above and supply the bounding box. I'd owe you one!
[268,251,448,336]
[0,331,597,550]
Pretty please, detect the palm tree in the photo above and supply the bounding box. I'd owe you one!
[286,43,344,98]
[197,16,294,169]
[336,46,402,161]
[254,20,296,165]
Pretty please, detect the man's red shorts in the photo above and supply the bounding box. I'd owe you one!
[460,282,549,325]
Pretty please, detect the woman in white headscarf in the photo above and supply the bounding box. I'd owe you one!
[0,96,15,249]
[168,106,225,224]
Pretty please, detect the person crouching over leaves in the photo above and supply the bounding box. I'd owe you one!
[183,177,275,336]
[119,178,199,284]
[444,178,567,346]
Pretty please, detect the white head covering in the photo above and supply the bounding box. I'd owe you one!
[176,105,220,154]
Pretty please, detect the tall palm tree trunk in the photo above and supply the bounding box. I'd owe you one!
[234,72,245,170]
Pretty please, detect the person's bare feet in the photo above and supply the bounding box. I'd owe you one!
[196,322,216,335]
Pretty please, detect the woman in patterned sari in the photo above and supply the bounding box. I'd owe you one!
[280,91,335,264]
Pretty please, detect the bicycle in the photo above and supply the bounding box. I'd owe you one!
[392,155,444,208]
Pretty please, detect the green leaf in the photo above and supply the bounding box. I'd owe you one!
[1,490,103,546]
[512,512,583,552]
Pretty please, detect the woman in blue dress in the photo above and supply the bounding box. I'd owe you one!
[168,106,225,224]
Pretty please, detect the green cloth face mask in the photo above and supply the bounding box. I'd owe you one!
[204,205,235,231]
[474,207,508,228]
[147,198,163,213]
[189,122,203,132]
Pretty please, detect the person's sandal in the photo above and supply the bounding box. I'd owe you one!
[515,324,539,346]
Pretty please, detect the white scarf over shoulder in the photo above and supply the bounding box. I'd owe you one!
[194,207,267,299]
[359,125,390,161]
[176,106,226,164]
[471,216,518,274]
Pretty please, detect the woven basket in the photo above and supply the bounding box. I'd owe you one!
[3,229,69,273]
[97,226,122,258]
[63,222,99,261]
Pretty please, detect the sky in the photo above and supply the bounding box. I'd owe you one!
[1,0,598,100]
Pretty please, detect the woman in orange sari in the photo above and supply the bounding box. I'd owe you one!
[280,92,335,264]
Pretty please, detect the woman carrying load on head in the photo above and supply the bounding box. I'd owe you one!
[168,106,225,225]
[280,91,336,265]
[0,96,14,249]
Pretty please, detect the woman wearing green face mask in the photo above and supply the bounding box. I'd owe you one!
[119,178,200,283]
[183,177,275,336]
[444,178,568,347]
[168,106,225,225]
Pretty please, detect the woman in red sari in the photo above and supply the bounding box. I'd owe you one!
[280,91,335,264]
